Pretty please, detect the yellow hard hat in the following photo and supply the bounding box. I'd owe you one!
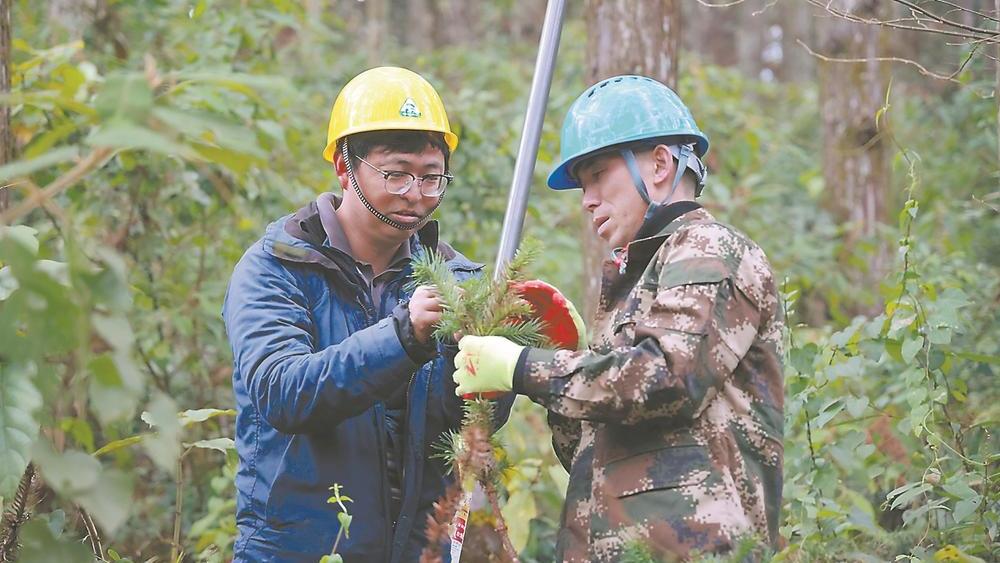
[322,66,459,162]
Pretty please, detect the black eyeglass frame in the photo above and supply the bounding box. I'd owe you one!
[355,155,454,198]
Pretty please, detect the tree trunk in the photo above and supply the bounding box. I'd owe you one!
[365,0,386,66]
[429,0,474,46]
[585,0,680,89]
[505,0,547,43]
[0,0,11,212]
[407,0,435,52]
[818,0,890,307]
[580,0,680,321]
[780,2,816,83]
[682,2,737,69]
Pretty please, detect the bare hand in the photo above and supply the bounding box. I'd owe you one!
[409,285,444,344]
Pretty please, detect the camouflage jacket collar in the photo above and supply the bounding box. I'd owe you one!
[619,202,707,277]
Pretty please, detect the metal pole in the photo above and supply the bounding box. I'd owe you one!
[493,0,566,277]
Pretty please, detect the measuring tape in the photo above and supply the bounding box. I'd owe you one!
[448,491,473,561]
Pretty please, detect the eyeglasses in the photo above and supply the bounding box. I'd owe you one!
[356,155,452,197]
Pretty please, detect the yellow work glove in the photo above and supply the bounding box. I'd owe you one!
[452,335,524,397]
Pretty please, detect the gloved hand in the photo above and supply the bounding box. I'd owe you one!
[453,335,525,397]
[510,280,588,351]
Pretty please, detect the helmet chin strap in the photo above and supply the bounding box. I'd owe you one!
[341,140,443,231]
[610,145,703,264]
[620,145,691,224]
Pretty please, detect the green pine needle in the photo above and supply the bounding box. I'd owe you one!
[408,237,548,347]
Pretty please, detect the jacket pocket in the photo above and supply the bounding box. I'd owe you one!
[605,443,712,498]
[609,307,637,347]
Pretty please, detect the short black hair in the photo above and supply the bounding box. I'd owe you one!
[339,129,451,170]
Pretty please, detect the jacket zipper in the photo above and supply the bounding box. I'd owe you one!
[357,282,393,550]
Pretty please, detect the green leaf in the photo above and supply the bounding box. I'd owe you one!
[172,71,290,99]
[952,496,981,523]
[16,519,92,563]
[179,408,237,426]
[548,464,569,493]
[0,225,40,255]
[88,353,123,387]
[812,400,844,429]
[501,488,537,552]
[94,72,153,123]
[0,363,42,497]
[790,343,818,374]
[32,441,100,495]
[89,378,141,426]
[88,121,197,158]
[88,352,142,425]
[93,434,149,457]
[0,146,81,183]
[845,395,869,418]
[901,336,923,363]
[0,265,17,301]
[888,482,932,509]
[185,437,235,454]
[74,468,134,533]
[902,498,947,526]
[91,313,135,349]
[151,106,264,157]
[337,511,353,538]
[942,479,977,501]
[59,418,95,453]
[142,393,183,473]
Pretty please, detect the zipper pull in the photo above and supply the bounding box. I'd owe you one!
[611,247,628,275]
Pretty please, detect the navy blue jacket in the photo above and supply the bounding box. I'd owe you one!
[223,203,510,562]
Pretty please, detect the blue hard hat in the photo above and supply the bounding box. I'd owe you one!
[548,75,709,189]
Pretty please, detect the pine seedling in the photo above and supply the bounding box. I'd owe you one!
[409,237,550,348]
[411,240,546,563]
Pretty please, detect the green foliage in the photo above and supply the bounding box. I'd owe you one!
[620,539,657,563]
[321,483,353,562]
[409,238,549,347]
[1,1,996,561]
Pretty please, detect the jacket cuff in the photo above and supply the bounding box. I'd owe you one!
[513,347,559,400]
[511,346,532,395]
[392,300,438,365]
[440,342,465,425]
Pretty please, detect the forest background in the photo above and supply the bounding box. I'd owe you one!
[0,0,997,561]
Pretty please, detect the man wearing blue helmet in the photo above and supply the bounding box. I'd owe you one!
[453,76,785,560]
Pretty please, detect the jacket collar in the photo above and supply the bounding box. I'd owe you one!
[599,204,713,310]
[619,201,707,276]
[261,195,480,273]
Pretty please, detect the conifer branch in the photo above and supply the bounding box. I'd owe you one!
[412,241,544,562]
[0,463,38,562]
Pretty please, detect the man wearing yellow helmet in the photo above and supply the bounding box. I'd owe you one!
[223,67,510,562]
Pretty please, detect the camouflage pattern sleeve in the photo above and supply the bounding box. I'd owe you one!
[546,411,582,471]
[518,225,769,426]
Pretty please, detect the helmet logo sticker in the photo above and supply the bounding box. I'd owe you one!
[399,98,422,118]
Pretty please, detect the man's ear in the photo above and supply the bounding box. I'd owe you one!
[333,149,349,188]
[333,149,347,175]
[650,144,676,186]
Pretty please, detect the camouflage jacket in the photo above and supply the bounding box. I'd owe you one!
[515,205,785,561]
